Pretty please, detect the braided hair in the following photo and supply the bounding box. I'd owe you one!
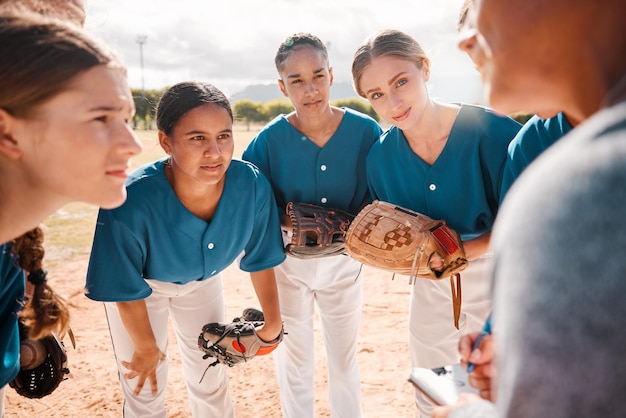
[11,226,70,340]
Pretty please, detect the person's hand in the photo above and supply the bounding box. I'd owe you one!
[432,393,485,418]
[121,346,166,396]
[429,253,445,271]
[255,320,283,343]
[459,332,496,401]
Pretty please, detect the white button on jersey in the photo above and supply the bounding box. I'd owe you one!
[321,165,327,171]
[321,197,328,204]
[429,184,437,191]
[207,243,215,249]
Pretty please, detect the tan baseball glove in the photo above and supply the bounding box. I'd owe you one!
[345,201,467,328]
[345,200,467,279]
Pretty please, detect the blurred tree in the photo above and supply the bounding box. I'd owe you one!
[131,88,164,130]
[262,98,294,121]
[233,99,267,130]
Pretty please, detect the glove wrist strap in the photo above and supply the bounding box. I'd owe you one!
[451,274,462,330]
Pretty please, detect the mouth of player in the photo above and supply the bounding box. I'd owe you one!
[106,165,132,179]
[392,108,411,122]
[304,99,323,108]
[201,162,222,171]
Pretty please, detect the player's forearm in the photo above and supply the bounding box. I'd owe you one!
[463,231,491,261]
[280,213,292,230]
[116,300,158,352]
[249,269,282,334]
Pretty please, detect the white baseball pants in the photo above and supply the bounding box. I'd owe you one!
[104,276,234,418]
[273,254,363,418]
[409,256,492,418]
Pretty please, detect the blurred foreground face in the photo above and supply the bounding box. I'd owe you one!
[14,65,142,209]
[470,0,575,115]
[457,3,486,75]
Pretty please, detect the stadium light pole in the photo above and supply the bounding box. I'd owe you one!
[136,34,147,98]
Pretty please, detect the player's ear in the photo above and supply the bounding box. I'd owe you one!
[157,130,172,155]
[329,67,334,86]
[0,108,22,160]
[278,78,288,97]
[421,58,431,82]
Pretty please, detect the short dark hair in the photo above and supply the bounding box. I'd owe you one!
[156,81,233,135]
[274,32,328,74]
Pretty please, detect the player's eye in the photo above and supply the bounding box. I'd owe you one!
[396,79,408,88]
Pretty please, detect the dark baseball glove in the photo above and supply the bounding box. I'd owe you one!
[198,308,284,368]
[285,202,354,259]
[9,329,70,399]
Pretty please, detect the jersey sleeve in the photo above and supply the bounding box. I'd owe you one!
[0,245,24,386]
[85,209,152,302]
[242,129,272,178]
[500,113,571,203]
[238,170,286,272]
[478,112,522,214]
[242,129,285,212]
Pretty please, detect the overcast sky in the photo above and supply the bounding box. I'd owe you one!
[84,0,483,103]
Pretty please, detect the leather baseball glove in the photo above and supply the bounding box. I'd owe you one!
[345,200,467,279]
[198,308,284,368]
[345,201,467,328]
[284,202,354,259]
[9,329,70,399]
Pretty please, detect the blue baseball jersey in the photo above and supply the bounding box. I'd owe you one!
[0,243,24,386]
[367,104,521,240]
[242,108,383,214]
[85,158,286,302]
[500,112,572,201]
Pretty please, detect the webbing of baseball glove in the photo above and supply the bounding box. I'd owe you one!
[285,202,354,259]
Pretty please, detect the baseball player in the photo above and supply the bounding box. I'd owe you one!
[85,82,285,418]
[0,9,141,415]
[351,29,521,418]
[456,0,576,205]
[242,33,382,418]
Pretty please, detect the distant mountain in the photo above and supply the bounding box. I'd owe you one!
[229,81,361,103]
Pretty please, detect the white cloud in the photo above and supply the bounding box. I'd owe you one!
[84,0,483,103]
